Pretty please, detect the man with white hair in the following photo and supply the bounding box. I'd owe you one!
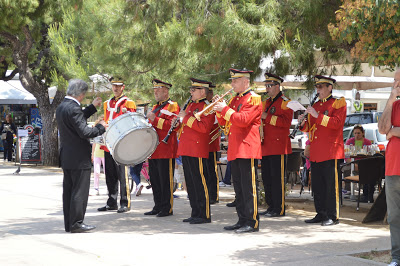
[56,79,106,233]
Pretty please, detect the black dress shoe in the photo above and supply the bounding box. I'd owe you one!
[226,201,236,207]
[223,223,242,231]
[321,219,339,226]
[189,218,211,224]
[97,205,118,211]
[259,210,270,215]
[117,206,130,213]
[265,212,284,217]
[71,223,96,233]
[183,217,194,222]
[235,225,259,233]
[144,210,159,215]
[304,216,323,223]
[210,199,219,205]
[156,211,173,217]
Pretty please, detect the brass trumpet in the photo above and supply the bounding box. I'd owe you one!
[194,87,234,121]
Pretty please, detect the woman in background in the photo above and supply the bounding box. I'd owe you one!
[91,116,105,195]
[1,114,17,162]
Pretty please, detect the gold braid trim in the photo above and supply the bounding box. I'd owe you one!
[248,94,261,106]
[186,116,196,128]
[157,118,165,129]
[321,115,330,127]
[270,115,278,126]
[224,108,235,121]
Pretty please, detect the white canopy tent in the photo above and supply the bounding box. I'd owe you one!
[0,79,37,105]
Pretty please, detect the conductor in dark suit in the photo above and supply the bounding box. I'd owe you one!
[56,79,106,233]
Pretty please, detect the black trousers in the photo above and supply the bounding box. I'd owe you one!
[62,168,91,232]
[206,152,219,202]
[182,156,210,220]
[231,158,259,228]
[104,151,131,208]
[2,138,13,161]
[310,159,341,221]
[148,158,175,214]
[261,154,287,215]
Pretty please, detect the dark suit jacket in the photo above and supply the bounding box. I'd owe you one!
[56,98,106,169]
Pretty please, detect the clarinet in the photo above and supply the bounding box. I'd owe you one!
[162,95,192,144]
[289,93,319,139]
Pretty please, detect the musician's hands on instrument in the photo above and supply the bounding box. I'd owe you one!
[147,110,156,121]
[261,112,268,120]
[298,114,306,127]
[213,100,227,112]
[306,106,318,118]
[177,110,187,118]
[98,120,107,127]
[171,117,181,127]
[92,97,102,107]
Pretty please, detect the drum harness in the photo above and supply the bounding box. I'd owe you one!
[107,96,129,122]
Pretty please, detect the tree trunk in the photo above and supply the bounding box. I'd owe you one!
[35,90,64,166]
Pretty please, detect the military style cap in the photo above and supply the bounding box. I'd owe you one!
[229,68,253,79]
[264,72,284,84]
[152,79,172,89]
[110,76,124,86]
[190,78,212,88]
[314,75,336,85]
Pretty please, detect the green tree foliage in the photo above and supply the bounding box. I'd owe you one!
[0,0,82,165]
[329,0,400,68]
[50,0,349,103]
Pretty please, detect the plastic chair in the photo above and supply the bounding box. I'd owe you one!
[340,155,385,211]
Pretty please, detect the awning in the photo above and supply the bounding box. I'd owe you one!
[0,79,37,105]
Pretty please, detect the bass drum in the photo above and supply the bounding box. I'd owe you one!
[104,112,158,165]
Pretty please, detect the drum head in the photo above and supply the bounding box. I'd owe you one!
[112,127,158,165]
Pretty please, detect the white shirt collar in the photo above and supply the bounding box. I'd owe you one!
[65,96,81,106]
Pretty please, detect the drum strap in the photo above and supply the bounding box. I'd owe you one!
[152,99,170,114]
[107,96,128,121]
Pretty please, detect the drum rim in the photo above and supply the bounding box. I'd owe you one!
[112,127,159,165]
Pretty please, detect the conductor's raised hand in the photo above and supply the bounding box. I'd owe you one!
[92,97,102,108]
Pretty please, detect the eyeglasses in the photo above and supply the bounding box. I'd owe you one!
[265,84,275,88]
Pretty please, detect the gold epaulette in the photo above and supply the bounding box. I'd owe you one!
[125,100,136,109]
[167,101,179,113]
[281,99,291,110]
[332,97,346,109]
[262,100,267,110]
[248,92,261,106]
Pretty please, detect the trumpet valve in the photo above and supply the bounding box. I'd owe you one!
[194,112,201,121]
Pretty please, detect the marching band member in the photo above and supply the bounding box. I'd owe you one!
[144,79,180,217]
[97,77,136,213]
[214,68,262,233]
[176,78,215,224]
[206,86,221,205]
[260,73,293,217]
[300,75,346,226]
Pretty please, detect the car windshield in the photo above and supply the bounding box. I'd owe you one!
[376,130,387,142]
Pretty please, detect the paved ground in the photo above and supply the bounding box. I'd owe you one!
[0,161,391,265]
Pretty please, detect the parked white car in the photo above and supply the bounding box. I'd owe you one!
[343,123,388,151]
[290,119,308,150]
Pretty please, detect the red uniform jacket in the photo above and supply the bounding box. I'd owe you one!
[208,118,220,153]
[177,98,215,158]
[216,89,263,161]
[150,99,180,159]
[101,95,136,152]
[261,92,293,156]
[300,95,346,163]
